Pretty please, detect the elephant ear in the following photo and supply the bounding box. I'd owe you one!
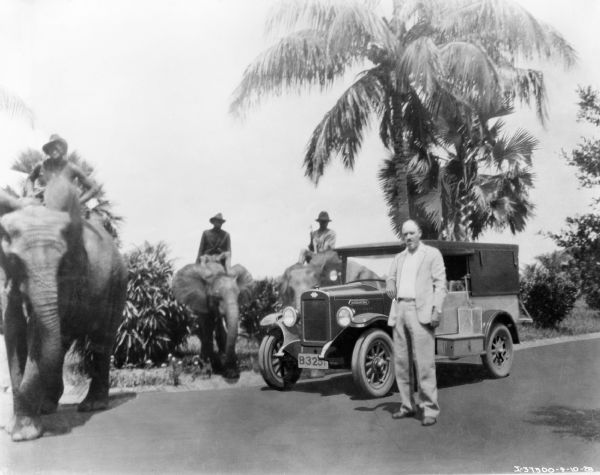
[171,263,212,314]
[0,189,23,216]
[231,264,253,305]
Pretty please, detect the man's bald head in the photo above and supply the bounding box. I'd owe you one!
[402,219,422,252]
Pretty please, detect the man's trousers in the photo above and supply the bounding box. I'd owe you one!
[392,300,439,418]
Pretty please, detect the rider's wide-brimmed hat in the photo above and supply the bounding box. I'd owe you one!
[209,212,226,224]
[316,211,332,222]
[42,134,68,155]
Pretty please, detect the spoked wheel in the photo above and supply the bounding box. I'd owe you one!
[258,332,302,390]
[351,328,395,398]
[481,323,514,378]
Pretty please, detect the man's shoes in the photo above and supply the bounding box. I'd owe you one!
[421,416,437,426]
[392,410,415,420]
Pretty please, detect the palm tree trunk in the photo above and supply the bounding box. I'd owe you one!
[394,143,411,227]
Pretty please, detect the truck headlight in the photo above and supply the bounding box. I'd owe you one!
[281,306,298,327]
[336,306,354,327]
[329,270,338,282]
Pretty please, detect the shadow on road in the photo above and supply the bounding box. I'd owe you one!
[436,361,488,389]
[526,405,600,442]
[42,392,136,438]
[273,361,490,402]
[289,372,358,398]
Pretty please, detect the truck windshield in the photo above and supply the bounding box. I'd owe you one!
[346,255,395,282]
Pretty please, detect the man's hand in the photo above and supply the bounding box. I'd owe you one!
[385,280,397,300]
[430,307,441,329]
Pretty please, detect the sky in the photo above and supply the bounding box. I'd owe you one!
[0,0,598,278]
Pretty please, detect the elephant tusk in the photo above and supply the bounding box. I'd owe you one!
[22,300,30,323]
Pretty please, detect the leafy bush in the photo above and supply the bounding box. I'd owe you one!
[520,264,578,328]
[113,241,193,367]
[550,213,600,310]
[239,277,281,341]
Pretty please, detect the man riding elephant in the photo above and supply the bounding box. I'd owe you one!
[25,134,101,206]
[298,211,336,264]
[197,212,232,275]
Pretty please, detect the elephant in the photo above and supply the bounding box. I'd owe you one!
[280,250,380,309]
[0,176,127,441]
[171,260,253,379]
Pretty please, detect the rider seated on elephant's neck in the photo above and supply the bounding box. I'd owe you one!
[196,212,233,275]
[25,134,101,207]
[299,211,336,264]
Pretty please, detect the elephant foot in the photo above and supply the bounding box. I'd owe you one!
[222,366,240,381]
[6,415,43,442]
[77,396,109,412]
[209,355,224,374]
[40,399,59,415]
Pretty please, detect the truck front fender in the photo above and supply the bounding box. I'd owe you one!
[350,312,389,328]
[260,312,282,328]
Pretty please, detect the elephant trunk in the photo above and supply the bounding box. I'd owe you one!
[222,296,240,365]
[15,270,64,415]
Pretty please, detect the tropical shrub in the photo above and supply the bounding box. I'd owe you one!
[550,213,600,310]
[113,241,193,367]
[520,264,578,328]
[239,277,281,341]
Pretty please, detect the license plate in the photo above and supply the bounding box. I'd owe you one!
[297,353,329,369]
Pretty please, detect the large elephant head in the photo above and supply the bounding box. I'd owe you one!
[171,261,253,377]
[280,250,341,309]
[279,251,382,309]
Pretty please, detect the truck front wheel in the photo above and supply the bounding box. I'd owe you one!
[258,332,302,390]
[351,329,395,398]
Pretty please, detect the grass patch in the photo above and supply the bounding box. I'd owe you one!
[519,299,600,342]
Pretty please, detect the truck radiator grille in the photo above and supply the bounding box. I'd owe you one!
[302,299,329,342]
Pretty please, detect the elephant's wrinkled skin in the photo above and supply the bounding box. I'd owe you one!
[280,250,380,309]
[171,261,253,379]
[0,178,127,441]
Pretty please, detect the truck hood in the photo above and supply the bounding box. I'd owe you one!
[308,282,385,299]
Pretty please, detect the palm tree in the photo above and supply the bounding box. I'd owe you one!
[231,0,575,237]
[10,148,123,240]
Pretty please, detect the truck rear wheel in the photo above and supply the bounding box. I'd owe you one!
[481,323,514,378]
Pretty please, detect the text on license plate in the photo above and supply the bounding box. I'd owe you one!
[298,353,329,369]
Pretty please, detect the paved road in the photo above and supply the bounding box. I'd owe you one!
[2,339,599,474]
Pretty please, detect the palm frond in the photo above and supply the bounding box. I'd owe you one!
[440,41,501,114]
[491,128,538,168]
[12,148,43,174]
[414,189,443,230]
[378,154,410,237]
[397,37,443,96]
[304,68,384,182]
[0,87,33,126]
[231,30,356,117]
[437,0,576,67]
[266,0,393,49]
[500,66,548,123]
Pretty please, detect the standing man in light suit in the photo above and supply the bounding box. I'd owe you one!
[386,219,446,426]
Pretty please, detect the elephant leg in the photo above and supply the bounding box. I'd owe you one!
[78,336,112,412]
[40,339,70,415]
[2,292,45,441]
[195,312,221,372]
[7,308,54,442]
